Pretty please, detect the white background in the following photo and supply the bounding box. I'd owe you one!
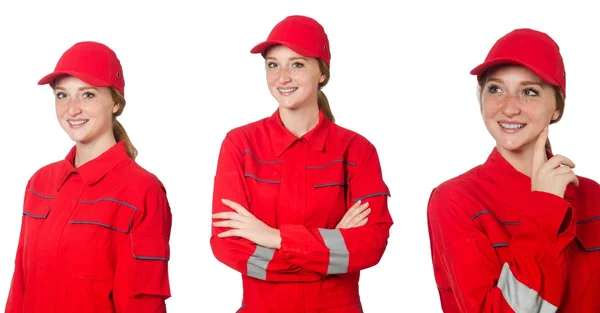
[1,1,599,312]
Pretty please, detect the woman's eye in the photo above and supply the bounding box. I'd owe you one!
[82,91,95,99]
[291,62,304,68]
[266,62,277,68]
[523,88,539,97]
[486,85,501,93]
[55,92,67,99]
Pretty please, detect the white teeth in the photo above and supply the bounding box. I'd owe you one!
[69,120,88,126]
[278,88,297,93]
[499,122,525,130]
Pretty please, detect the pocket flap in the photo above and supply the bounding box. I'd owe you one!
[23,205,51,219]
[71,198,137,233]
[131,234,170,261]
[576,219,600,252]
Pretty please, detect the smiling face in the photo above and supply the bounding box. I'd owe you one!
[480,65,561,155]
[265,45,325,111]
[54,75,119,145]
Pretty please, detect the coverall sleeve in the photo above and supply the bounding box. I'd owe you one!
[113,189,172,313]
[210,135,325,282]
[427,187,575,313]
[5,183,30,313]
[278,144,393,275]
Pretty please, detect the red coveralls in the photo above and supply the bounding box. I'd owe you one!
[211,110,393,313]
[5,141,172,313]
[428,148,600,312]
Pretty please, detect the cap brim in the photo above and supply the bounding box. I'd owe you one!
[38,70,111,88]
[250,40,318,59]
[470,57,560,88]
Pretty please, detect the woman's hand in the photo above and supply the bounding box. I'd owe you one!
[531,127,579,198]
[336,200,371,229]
[212,199,282,249]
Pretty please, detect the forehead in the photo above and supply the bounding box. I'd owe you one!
[265,45,305,59]
[53,75,94,89]
[484,65,545,84]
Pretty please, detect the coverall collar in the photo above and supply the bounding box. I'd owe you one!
[269,108,331,157]
[57,141,129,189]
[484,147,577,202]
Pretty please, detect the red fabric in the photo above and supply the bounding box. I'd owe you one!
[428,148,600,312]
[5,141,172,313]
[211,110,392,312]
[470,28,566,96]
[250,15,331,67]
[37,41,126,95]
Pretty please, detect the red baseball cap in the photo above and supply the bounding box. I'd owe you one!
[38,41,125,96]
[470,28,566,97]
[251,15,331,67]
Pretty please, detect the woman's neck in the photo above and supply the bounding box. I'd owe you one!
[496,142,547,177]
[279,105,320,138]
[74,134,117,168]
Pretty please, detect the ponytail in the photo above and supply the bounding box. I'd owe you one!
[317,59,334,122]
[109,87,138,159]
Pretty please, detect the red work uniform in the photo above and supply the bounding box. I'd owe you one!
[428,148,600,312]
[211,110,393,313]
[5,141,172,313]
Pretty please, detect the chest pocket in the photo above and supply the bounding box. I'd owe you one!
[22,190,54,263]
[67,198,137,282]
[71,198,137,233]
[574,219,600,307]
[243,150,281,227]
[306,159,351,228]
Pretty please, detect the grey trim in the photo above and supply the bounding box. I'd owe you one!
[23,209,50,219]
[133,254,169,261]
[581,246,600,252]
[353,192,390,203]
[244,173,280,184]
[70,220,131,234]
[235,304,247,313]
[314,182,346,188]
[247,245,274,280]
[497,263,557,313]
[306,159,356,169]
[318,229,349,274]
[78,197,139,211]
[242,150,282,164]
[493,243,509,248]
[27,189,56,199]
[578,216,600,224]
[471,210,520,225]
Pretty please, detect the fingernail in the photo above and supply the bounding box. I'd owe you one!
[357,200,361,204]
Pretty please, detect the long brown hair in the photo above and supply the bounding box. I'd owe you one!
[317,59,334,122]
[109,87,138,159]
[477,72,565,153]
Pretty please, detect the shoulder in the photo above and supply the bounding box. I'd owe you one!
[427,165,486,219]
[329,123,377,161]
[225,117,271,143]
[117,160,167,196]
[27,160,67,193]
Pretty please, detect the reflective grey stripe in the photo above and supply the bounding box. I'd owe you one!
[353,192,390,203]
[247,245,274,280]
[319,229,349,274]
[497,263,557,313]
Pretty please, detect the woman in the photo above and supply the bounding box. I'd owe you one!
[5,41,172,313]
[211,15,393,313]
[427,28,600,312]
